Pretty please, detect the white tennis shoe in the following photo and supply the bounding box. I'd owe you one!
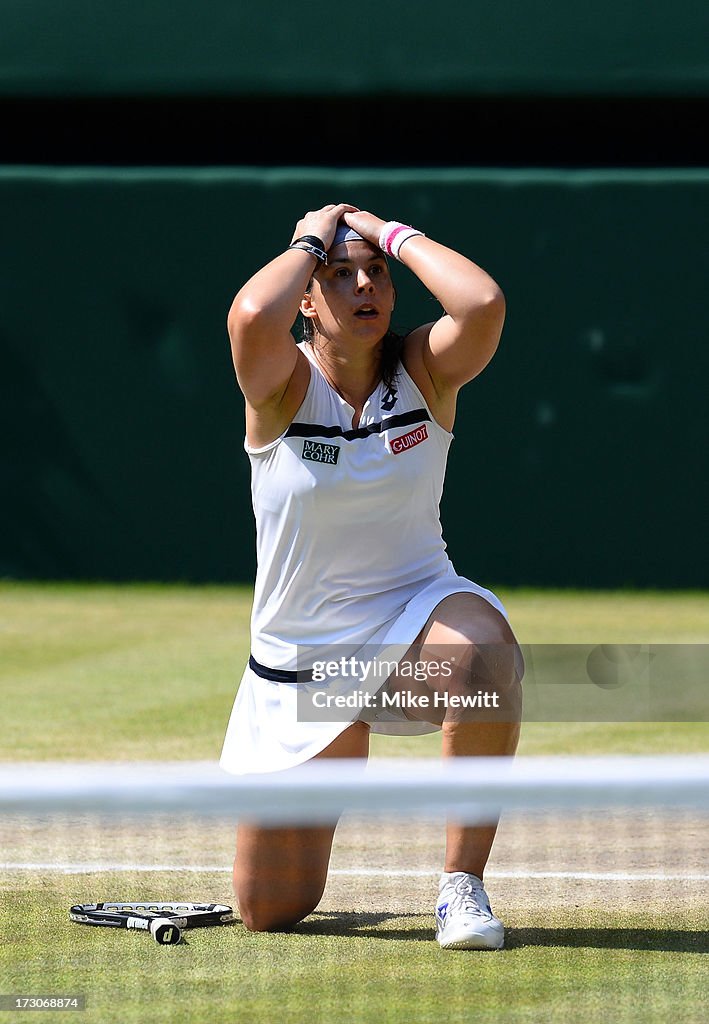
[435,872,505,950]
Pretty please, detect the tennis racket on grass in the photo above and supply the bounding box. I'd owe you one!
[69,902,234,945]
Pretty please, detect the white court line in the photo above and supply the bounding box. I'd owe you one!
[2,862,708,881]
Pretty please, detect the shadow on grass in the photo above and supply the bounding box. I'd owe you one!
[295,911,431,941]
[505,927,709,954]
[295,912,708,952]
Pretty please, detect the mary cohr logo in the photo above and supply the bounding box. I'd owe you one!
[302,440,340,465]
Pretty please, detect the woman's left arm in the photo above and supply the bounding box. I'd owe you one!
[343,211,505,392]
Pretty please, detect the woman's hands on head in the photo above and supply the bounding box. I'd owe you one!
[291,204,360,250]
[341,210,388,248]
[290,205,392,253]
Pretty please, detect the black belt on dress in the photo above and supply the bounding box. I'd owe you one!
[248,654,313,684]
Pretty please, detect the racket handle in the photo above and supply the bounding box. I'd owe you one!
[149,917,183,945]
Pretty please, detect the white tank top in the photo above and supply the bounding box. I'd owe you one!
[247,343,457,669]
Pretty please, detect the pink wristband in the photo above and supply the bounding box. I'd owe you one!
[378,221,425,261]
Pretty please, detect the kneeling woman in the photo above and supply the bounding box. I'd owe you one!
[220,203,523,950]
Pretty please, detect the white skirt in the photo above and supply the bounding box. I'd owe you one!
[219,573,509,775]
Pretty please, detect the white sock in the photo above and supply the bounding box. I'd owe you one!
[439,870,483,892]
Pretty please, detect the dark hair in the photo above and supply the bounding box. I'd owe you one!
[301,316,404,391]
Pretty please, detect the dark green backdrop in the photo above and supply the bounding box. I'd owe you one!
[2,1,708,97]
[2,168,707,586]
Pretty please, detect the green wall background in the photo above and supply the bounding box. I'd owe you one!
[2,1,706,586]
[3,168,707,586]
[2,0,708,97]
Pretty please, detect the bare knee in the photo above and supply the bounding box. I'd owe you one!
[234,862,328,931]
[446,642,522,725]
[238,893,320,933]
[419,594,523,722]
[233,822,332,933]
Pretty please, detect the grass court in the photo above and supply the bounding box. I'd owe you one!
[1,583,707,1023]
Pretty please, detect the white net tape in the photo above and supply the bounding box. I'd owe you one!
[2,755,708,824]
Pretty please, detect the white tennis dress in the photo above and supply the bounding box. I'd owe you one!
[220,343,509,774]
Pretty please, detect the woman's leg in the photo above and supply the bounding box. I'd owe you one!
[387,593,522,949]
[441,717,520,878]
[233,720,370,932]
[390,593,522,879]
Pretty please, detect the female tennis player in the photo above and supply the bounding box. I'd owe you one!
[220,203,523,950]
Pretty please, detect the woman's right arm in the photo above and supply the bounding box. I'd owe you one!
[227,204,357,410]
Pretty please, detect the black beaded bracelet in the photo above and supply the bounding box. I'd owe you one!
[293,234,326,250]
